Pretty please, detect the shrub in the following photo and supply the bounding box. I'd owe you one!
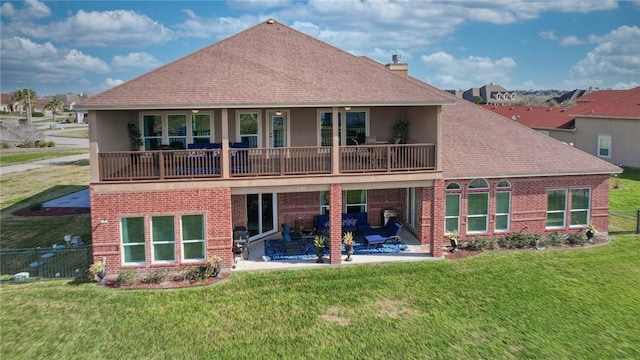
[141,269,171,284]
[116,269,138,285]
[466,236,498,251]
[566,231,588,246]
[185,266,209,283]
[533,234,548,248]
[32,111,45,117]
[547,232,566,246]
[499,232,536,249]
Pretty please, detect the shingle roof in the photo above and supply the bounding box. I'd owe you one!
[79,19,453,110]
[442,95,620,179]
[481,105,575,129]
[571,86,640,118]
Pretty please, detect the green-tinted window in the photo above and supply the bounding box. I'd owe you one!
[467,193,488,233]
[152,216,175,262]
[495,192,510,231]
[546,190,566,228]
[570,188,590,226]
[121,217,146,263]
[346,190,366,213]
[182,214,204,261]
[445,194,460,234]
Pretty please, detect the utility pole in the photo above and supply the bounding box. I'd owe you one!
[26,89,32,126]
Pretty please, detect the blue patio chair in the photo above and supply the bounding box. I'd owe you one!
[364,222,402,249]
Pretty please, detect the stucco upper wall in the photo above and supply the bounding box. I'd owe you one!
[574,116,640,168]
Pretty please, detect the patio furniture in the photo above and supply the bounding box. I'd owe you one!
[358,216,399,237]
[232,226,249,266]
[282,223,304,255]
[364,222,403,248]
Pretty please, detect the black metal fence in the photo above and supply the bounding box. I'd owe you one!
[609,210,640,234]
[1,245,92,280]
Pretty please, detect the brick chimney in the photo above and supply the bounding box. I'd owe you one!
[385,54,408,78]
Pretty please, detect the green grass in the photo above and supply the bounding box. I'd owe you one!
[1,236,639,359]
[51,128,89,138]
[0,149,88,166]
[609,167,640,211]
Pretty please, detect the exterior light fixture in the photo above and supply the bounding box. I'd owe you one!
[344,107,351,111]
[275,111,283,116]
[191,109,200,114]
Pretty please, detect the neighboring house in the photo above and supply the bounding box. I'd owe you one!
[0,93,21,113]
[484,87,640,168]
[547,88,592,105]
[481,105,576,144]
[77,20,620,274]
[447,84,517,105]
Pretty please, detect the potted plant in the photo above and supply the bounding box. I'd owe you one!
[206,255,222,278]
[586,222,596,242]
[127,122,143,150]
[343,231,354,262]
[88,257,106,284]
[313,235,326,263]
[448,229,459,253]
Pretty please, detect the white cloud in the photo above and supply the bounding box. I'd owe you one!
[174,11,259,38]
[0,0,50,21]
[420,51,516,89]
[559,36,583,46]
[539,30,557,40]
[612,81,639,89]
[112,52,162,70]
[226,0,292,11]
[572,25,640,78]
[7,9,175,47]
[104,78,125,89]
[0,37,110,85]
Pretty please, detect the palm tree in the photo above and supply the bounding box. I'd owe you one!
[12,88,38,126]
[45,97,62,122]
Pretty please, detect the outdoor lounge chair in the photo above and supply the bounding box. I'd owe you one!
[358,216,399,237]
[281,223,303,255]
[363,222,402,249]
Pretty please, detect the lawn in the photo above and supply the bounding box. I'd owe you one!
[1,235,639,359]
[608,167,640,234]
[0,149,88,166]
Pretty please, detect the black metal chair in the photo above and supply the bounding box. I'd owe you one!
[232,226,249,267]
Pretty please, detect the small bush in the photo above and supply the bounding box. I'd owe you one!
[32,111,45,117]
[547,232,566,246]
[184,265,209,283]
[466,236,498,251]
[499,232,536,249]
[116,269,138,285]
[533,234,548,248]
[141,269,171,284]
[566,231,588,246]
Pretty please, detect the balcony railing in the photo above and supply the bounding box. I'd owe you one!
[97,144,436,182]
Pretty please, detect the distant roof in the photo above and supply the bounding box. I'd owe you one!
[443,96,620,179]
[571,86,640,119]
[481,105,575,130]
[79,19,453,110]
[0,93,13,105]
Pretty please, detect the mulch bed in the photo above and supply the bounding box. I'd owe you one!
[444,236,610,260]
[12,207,90,216]
[102,272,231,290]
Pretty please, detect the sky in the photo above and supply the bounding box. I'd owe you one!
[1,0,639,97]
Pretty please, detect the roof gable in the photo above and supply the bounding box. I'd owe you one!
[481,105,575,129]
[80,19,452,110]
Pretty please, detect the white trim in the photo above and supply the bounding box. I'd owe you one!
[495,191,511,232]
[120,217,146,265]
[236,110,262,147]
[266,110,290,148]
[569,188,591,228]
[180,214,206,262]
[597,135,611,158]
[150,215,176,263]
[546,189,567,229]
[467,192,489,234]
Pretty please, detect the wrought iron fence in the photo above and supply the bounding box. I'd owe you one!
[0,245,92,281]
[609,210,640,234]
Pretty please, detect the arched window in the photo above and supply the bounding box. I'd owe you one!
[446,182,461,191]
[497,180,511,189]
[468,178,489,189]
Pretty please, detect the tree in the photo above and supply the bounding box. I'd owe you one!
[474,96,486,105]
[45,97,62,122]
[12,88,37,126]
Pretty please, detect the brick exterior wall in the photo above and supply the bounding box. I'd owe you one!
[90,187,233,274]
[444,174,610,243]
[329,184,343,264]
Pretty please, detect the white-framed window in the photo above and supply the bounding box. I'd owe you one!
[445,193,460,234]
[446,182,461,190]
[346,190,366,213]
[467,192,489,233]
[469,178,490,189]
[406,188,418,229]
[570,188,591,227]
[546,189,567,228]
[320,191,330,215]
[142,114,163,150]
[181,214,205,261]
[151,215,175,262]
[597,135,611,158]
[318,109,368,146]
[495,191,511,232]
[238,111,260,148]
[121,217,146,264]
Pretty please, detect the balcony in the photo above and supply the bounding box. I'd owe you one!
[97,143,436,182]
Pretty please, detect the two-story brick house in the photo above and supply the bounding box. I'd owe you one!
[78,20,620,273]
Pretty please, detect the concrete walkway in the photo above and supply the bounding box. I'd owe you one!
[0,153,89,176]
